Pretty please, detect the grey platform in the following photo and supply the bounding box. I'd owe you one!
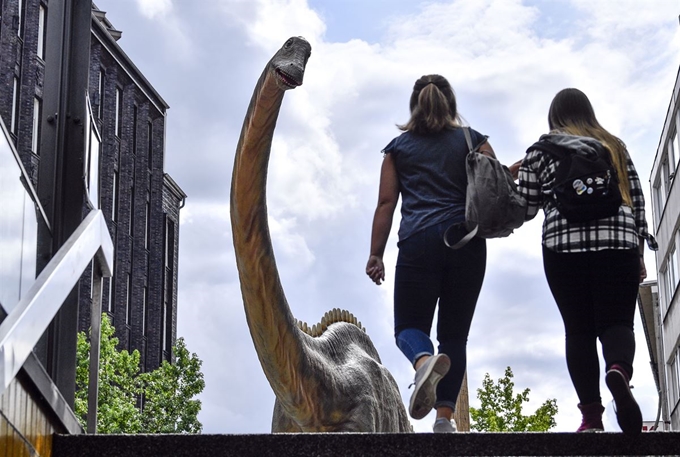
[52,431,680,456]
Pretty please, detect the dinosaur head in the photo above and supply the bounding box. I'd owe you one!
[270,37,312,91]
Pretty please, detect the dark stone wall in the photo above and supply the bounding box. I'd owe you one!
[0,0,44,186]
[77,34,182,373]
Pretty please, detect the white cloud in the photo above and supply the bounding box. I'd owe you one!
[135,0,173,19]
[218,0,326,52]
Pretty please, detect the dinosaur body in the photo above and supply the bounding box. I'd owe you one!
[230,37,411,433]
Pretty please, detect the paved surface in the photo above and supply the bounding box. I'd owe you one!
[52,431,680,456]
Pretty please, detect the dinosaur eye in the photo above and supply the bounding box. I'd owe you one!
[284,38,293,48]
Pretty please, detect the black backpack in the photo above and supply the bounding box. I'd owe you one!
[527,139,622,223]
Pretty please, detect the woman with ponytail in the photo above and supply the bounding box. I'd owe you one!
[366,74,495,433]
[516,88,657,435]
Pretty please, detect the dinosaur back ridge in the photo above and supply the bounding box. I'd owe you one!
[295,308,366,337]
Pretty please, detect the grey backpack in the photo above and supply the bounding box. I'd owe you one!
[445,128,527,249]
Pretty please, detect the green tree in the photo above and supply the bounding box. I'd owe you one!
[139,337,204,433]
[470,366,558,432]
[75,314,205,433]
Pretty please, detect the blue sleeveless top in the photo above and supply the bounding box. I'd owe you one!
[382,127,486,241]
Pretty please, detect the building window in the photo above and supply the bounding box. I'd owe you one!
[128,158,136,235]
[162,217,175,358]
[654,178,665,226]
[671,131,678,172]
[148,121,153,169]
[142,286,148,336]
[37,5,46,59]
[660,265,669,316]
[107,277,115,313]
[112,169,119,221]
[669,353,679,412]
[144,195,150,249]
[133,105,138,155]
[17,0,24,37]
[87,117,102,208]
[164,217,173,267]
[667,261,675,304]
[31,97,41,154]
[663,156,672,197]
[674,128,680,171]
[669,245,679,302]
[162,303,169,360]
[11,77,19,134]
[129,178,135,235]
[115,87,122,137]
[97,69,104,119]
[125,273,132,325]
[675,350,680,410]
[662,252,678,316]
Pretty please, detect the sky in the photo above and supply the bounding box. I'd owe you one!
[93,0,680,434]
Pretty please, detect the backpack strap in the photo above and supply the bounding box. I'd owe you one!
[527,140,569,159]
[444,223,478,250]
[463,127,474,154]
[464,127,490,154]
[446,127,487,250]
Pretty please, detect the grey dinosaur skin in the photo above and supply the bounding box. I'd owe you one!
[230,37,412,433]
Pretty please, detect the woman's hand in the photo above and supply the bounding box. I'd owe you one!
[366,255,385,285]
[639,257,647,283]
[508,159,523,180]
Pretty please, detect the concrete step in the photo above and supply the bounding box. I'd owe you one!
[52,431,680,456]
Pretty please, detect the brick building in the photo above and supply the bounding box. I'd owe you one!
[0,0,185,373]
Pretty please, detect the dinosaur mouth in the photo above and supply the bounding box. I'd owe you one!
[276,69,302,88]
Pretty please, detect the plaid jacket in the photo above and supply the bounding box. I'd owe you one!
[518,134,657,253]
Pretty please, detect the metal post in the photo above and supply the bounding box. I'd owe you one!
[87,264,103,434]
[36,0,92,407]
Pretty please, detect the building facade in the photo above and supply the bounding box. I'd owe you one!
[649,65,680,431]
[0,0,185,373]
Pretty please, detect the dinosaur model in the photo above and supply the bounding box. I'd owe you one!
[230,36,412,433]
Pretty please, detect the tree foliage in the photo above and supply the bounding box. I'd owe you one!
[75,314,205,433]
[470,366,558,432]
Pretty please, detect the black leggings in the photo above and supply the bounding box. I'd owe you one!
[542,247,640,405]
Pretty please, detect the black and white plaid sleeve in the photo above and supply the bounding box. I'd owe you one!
[518,149,547,221]
[625,151,658,250]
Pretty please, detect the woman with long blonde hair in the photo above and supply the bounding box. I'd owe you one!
[516,88,657,435]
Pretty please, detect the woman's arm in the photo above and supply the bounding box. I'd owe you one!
[478,139,497,159]
[366,153,399,285]
[508,159,523,180]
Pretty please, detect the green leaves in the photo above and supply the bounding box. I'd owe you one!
[138,338,205,433]
[75,315,205,434]
[470,366,558,432]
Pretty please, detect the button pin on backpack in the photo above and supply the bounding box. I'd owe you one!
[573,179,587,195]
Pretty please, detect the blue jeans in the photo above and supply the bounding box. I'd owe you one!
[394,220,486,410]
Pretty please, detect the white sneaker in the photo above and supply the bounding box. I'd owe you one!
[408,354,451,420]
[433,418,457,433]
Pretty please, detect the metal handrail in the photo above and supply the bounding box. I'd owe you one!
[0,209,113,402]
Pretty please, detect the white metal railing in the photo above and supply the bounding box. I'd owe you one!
[0,209,113,399]
[0,111,112,433]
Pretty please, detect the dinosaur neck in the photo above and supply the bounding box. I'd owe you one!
[230,68,307,404]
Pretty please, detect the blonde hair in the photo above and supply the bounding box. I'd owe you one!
[398,75,461,134]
